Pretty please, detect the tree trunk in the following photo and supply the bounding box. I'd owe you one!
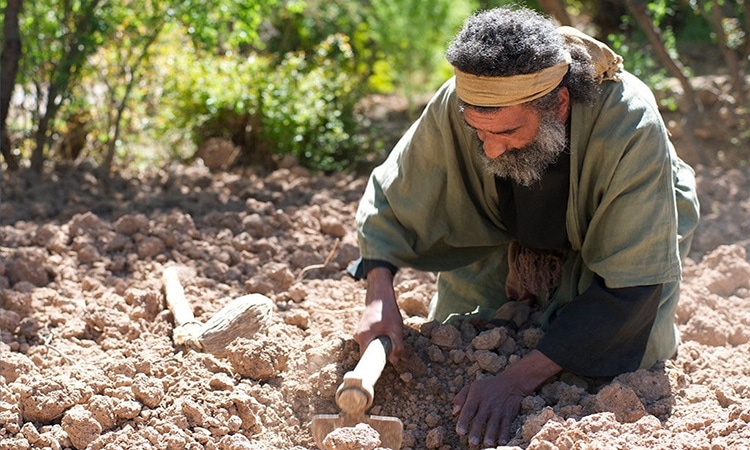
[1,0,22,171]
[101,27,163,178]
[537,0,571,26]
[625,0,707,167]
[625,0,697,109]
[30,73,61,171]
[708,0,746,104]
[30,0,103,172]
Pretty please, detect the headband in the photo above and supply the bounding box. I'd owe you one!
[454,26,623,107]
[454,55,571,107]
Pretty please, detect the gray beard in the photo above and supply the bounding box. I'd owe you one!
[478,112,567,187]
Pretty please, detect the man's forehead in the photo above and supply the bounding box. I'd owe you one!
[463,105,533,131]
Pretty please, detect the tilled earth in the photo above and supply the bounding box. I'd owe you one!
[1,159,749,450]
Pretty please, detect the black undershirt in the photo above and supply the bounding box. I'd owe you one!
[494,150,571,250]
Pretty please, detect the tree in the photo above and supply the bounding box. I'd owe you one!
[700,0,747,106]
[93,1,170,177]
[366,0,470,113]
[22,0,112,172]
[624,0,706,166]
[1,0,22,171]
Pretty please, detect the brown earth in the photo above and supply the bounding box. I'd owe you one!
[2,92,750,449]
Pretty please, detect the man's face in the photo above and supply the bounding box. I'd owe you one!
[463,103,567,187]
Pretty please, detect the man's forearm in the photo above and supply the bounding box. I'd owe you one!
[365,266,396,305]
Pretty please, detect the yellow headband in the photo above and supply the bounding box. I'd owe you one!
[454,55,571,107]
[453,27,623,107]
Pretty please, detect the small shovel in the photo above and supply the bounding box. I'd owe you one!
[162,266,274,356]
[311,336,403,449]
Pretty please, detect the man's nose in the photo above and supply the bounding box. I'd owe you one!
[482,139,508,159]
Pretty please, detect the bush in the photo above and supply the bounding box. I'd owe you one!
[260,34,365,172]
[161,32,365,173]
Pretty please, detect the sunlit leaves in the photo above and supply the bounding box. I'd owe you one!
[365,0,470,99]
[721,17,745,49]
[172,0,278,52]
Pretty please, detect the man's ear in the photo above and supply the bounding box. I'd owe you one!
[557,87,570,122]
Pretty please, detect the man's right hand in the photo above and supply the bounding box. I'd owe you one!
[353,267,404,364]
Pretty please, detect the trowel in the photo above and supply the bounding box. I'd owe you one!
[162,265,273,356]
[311,336,404,449]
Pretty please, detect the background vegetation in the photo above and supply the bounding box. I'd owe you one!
[0,0,748,175]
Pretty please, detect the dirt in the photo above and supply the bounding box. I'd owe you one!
[2,114,750,449]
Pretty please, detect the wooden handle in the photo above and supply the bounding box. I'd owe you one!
[162,266,196,327]
[335,336,392,413]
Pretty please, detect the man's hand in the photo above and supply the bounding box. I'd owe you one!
[453,372,526,446]
[353,267,404,364]
[453,349,562,446]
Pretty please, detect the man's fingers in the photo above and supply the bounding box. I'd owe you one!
[452,385,469,416]
[482,410,502,447]
[467,407,489,447]
[464,407,511,447]
[455,387,477,436]
[453,383,520,447]
[498,412,513,445]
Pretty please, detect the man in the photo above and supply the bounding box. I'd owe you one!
[349,6,700,448]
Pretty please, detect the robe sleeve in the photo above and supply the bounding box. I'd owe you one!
[536,274,662,377]
[347,257,399,280]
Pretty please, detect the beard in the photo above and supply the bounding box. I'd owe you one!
[477,110,568,187]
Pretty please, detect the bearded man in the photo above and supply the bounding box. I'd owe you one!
[349,6,700,447]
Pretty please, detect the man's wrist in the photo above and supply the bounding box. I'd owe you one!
[346,257,399,280]
[366,266,395,287]
[504,349,562,394]
[363,259,399,276]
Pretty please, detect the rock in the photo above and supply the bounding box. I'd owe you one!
[430,324,461,349]
[61,405,102,450]
[322,423,382,450]
[471,327,508,350]
[594,383,647,423]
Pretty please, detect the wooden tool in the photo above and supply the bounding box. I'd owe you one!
[162,266,273,356]
[311,336,403,449]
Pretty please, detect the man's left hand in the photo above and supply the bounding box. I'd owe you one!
[452,349,563,446]
[453,371,528,446]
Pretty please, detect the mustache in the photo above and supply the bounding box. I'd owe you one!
[477,115,567,186]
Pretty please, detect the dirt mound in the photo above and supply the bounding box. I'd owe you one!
[1,161,749,449]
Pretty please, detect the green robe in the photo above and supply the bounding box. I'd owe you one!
[355,71,700,370]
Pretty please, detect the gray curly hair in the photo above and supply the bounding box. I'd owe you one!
[446,6,599,110]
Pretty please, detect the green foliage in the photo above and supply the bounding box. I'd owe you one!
[365,0,472,101]
[4,0,473,171]
[17,0,119,169]
[260,34,364,172]
[156,29,365,172]
[172,0,278,51]
[607,26,662,84]
[264,0,362,57]
[671,4,713,43]
[146,25,263,158]
[19,0,112,85]
[145,0,474,171]
[684,0,747,49]
[5,0,746,172]
[606,0,685,108]
[264,0,472,98]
